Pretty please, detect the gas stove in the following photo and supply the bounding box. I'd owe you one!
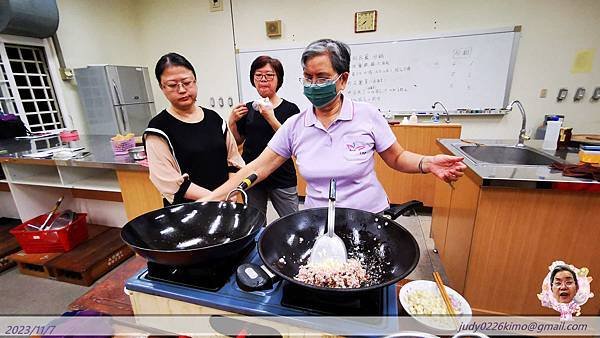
[125,246,398,317]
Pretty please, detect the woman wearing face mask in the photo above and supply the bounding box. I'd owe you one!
[228,56,300,217]
[204,39,466,213]
[144,52,244,206]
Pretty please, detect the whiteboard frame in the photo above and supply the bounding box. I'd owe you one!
[235,26,521,109]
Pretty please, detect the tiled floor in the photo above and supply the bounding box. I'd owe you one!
[0,202,439,314]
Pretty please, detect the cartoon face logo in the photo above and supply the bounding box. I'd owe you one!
[538,261,594,321]
[551,269,579,304]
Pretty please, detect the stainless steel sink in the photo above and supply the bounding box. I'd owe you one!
[458,145,560,165]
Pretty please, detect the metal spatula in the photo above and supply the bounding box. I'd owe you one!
[309,178,347,265]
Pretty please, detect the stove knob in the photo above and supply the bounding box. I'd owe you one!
[236,263,275,292]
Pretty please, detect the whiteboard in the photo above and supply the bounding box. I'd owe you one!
[236,27,520,113]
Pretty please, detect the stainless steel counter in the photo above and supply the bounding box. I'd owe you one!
[0,134,146,171]
[438,139,599,189]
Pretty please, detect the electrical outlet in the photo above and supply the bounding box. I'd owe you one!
[574,87,586,101]
[209,0,223,12]
[539,88,547,98]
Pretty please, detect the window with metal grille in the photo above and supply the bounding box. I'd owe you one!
[0,43,64,132]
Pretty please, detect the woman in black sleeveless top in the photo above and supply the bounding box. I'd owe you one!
[228,56,300,218]
[144,53,244,206]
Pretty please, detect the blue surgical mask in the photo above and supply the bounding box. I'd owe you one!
[303,74,342,108]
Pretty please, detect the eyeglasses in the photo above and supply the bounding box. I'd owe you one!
[254,73,276,81]
[553,280,576,288]
[162,79,196,91]
[299,73,342,87]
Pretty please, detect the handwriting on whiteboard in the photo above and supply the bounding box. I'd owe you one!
[347,52,414,104]
[346,46,478,107]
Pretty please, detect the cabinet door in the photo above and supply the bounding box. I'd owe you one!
[431,178,453,257]
[440,170,480,293]
[116,170,162,220]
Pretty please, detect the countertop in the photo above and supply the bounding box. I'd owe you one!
[387,122,462,127]
[0,134,147,171]
[438,138,599,189]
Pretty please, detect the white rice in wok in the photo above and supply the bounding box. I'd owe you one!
[294,259,368,288]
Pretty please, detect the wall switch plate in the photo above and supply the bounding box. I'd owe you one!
[265,20,282,38]
[557,88,568,102]
[574,87,586,101]
[209,0,223,12]
[539,88,547,98]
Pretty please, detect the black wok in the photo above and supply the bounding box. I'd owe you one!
[121,201,265,266]
[238,202,420,294]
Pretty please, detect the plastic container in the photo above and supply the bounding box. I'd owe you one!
[110,137,135,155]
[10,213,89,253]
[408,112,418,124]
[59,130,80,142]
[578,149,600,164]
[542,120,562,150]
[534,115,564,140]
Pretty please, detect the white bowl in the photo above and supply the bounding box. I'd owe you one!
[399,280,472,331]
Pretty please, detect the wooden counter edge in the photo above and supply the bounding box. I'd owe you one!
[389,123,462,128]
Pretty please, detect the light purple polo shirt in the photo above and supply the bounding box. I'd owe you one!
[268,97,397,213]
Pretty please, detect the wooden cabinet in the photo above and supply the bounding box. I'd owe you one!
[0,160,127,226]
[116,170,162,221]
[431,167,600,315]
[0,158,162,226]
[375,124,461,206]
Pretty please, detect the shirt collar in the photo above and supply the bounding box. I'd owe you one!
[303,95,354,127]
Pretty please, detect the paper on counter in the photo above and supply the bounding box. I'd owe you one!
[23,147,85,159]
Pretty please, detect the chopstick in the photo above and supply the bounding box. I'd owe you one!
[433,271,459,327]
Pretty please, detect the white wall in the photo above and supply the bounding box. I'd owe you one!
[53,0,600,139]
[134,0,239,117]
[231,0,600,138]
[55,0,144,134]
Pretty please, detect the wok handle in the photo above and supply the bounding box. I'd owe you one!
[236,263,280,292]
[329,178,336,201]
[225,173,259,204]
[384,200,423,220]
[239,173,258,190]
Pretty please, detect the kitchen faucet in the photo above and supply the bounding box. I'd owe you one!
[432,101,450,123]
[506,100,529,147]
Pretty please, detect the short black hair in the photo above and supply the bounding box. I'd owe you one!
[550,265,579,289]
[155,52,196,83]
[249,55,284,91]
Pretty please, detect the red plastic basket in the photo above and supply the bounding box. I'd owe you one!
[10,213,89,254]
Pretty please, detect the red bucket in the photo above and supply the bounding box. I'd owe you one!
[10,213,89,254]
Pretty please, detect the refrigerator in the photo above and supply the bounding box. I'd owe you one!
[74,65,155,135]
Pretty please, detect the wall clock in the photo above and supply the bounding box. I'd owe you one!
[355,10,377,33]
